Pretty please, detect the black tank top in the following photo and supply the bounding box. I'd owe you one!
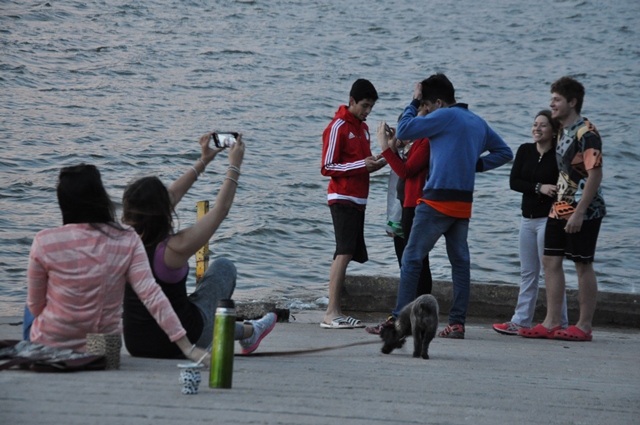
[122,242,203,359]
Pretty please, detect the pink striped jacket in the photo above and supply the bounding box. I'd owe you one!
[27,223,186,351]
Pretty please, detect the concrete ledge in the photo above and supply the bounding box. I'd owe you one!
[341,275,640,328]
[236,302,290,322]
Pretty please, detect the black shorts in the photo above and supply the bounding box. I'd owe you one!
[544,217,602,263]
[330,203,368,264]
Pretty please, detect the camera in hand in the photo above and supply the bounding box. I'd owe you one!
[212,132,239,148]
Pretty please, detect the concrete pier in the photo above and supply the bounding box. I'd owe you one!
[1,276,639,425]
[341,275,640,328]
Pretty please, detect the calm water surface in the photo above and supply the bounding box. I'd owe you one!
[1,0,639,315]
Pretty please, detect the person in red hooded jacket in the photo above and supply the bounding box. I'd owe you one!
[320,78,386,329]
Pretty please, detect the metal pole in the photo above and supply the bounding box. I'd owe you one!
[195,200,210,282]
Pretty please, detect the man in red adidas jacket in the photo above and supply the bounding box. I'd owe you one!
[320,79,386,329]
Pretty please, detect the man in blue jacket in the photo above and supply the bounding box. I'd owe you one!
[393,74,513,339]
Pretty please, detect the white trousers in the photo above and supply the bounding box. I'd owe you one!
[511,217,569,328]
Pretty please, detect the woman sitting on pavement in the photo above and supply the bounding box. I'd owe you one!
[23,164,210,364]
[121,132,276,359]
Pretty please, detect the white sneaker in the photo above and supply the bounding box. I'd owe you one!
[239,312,277,355]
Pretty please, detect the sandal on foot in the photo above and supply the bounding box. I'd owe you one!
[320,316,354,329]
[518,324,562,339]
[343,316,364,328]
[554,325,592,342]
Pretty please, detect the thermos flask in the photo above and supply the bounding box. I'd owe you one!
[209,299,235,388]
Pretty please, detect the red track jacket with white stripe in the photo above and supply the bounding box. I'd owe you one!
[321,105,372,207]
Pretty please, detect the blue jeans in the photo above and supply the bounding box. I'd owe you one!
[189,258,242,347]
[23,305,34,341]
[393,203,470,325]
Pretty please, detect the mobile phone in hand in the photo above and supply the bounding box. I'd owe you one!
[211,132,239,148]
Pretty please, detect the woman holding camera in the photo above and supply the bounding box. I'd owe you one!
[24,164,210,363]
[121,132,276,359]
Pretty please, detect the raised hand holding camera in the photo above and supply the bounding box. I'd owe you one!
[212,132,239,148]
[226,133,244,169]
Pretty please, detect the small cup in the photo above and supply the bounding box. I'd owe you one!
[86,333,122,370]
[177,362,205,395]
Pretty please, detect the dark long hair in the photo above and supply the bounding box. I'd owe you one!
[57,164,121,233]
[122,176,175,246]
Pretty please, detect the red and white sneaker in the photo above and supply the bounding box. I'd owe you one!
[365,316,395,335]
[492,322,522,336]
[438,324,465,339]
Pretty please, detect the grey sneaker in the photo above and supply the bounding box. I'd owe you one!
[239,312,277,355]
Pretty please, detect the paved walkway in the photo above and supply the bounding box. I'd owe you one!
[1,312,639,425]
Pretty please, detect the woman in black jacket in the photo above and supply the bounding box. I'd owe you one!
[493,110,568,335]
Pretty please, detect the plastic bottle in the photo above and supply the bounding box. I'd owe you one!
[209,299,235,388]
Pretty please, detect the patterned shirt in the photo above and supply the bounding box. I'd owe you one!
[550,117,606,221]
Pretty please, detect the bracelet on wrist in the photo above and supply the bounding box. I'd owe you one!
[535,183,541,195]
[187,344,196,356]
[224,176,239,185]
[227,165,241,175]
[198,158,207,170]
[191,166,199,181]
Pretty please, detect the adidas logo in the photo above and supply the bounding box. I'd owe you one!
[348,132,356,139]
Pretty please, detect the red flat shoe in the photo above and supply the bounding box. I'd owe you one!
[554,325,593,342]
[518,324,562,339]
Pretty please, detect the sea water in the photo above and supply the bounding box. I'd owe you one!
[1,0,639,315]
